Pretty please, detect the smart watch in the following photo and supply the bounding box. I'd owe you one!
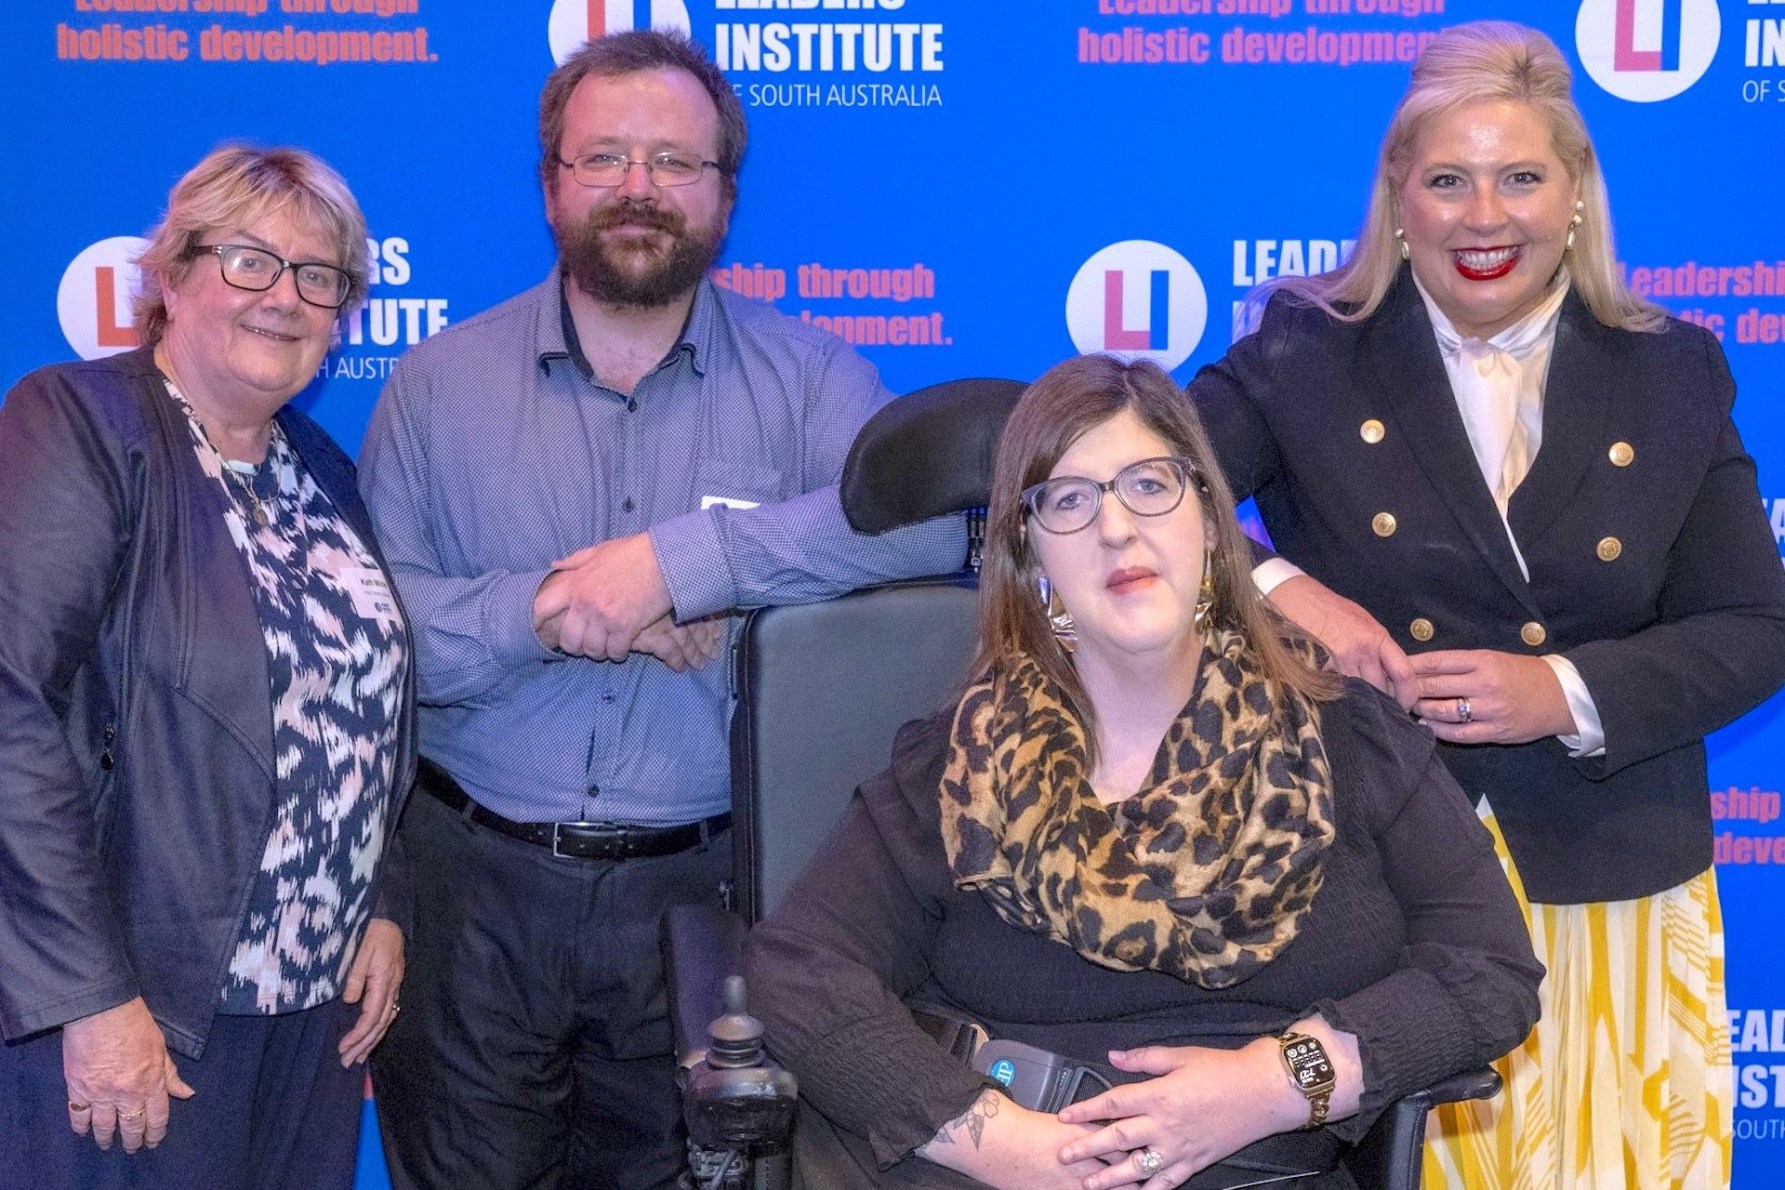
[1278,1031,1336,1129]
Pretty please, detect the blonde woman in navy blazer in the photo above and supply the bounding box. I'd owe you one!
[1188,22,1785,1190]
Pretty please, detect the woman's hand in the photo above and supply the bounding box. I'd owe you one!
[338,917,405,1067]
[1408,648,1575,745]
[62,997,195,1153]
[919,1088,1111,1190]
[1266,575,1418,709]
[1055,1041,1304,1189]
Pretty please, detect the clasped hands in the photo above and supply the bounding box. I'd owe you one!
[532,533,722,672]
[1053,1042,1306,1190]
[946,1042,1305,1190]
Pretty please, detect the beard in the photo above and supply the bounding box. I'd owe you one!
[555,199,724,309]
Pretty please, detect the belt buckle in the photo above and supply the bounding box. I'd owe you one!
[552,821,626,860]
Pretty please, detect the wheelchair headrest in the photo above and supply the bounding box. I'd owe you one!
[841,377,1027,533]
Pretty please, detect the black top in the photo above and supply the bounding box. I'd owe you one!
[745,680,1542,1185]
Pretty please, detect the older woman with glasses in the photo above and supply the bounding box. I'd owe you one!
[744,354,1542,1189]
[0,144,414,1190]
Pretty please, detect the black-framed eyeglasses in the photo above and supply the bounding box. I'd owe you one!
[1021,456,1199,535]
[186,244,352,309]
[557,152,721,189]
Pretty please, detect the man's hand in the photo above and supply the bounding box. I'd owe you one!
[632,614,725,672]
[62,997,195,1153]
[338,918,405,1067]
[1408,649,1575,745]
[532,534,674,661]
[1267,575,1417,709]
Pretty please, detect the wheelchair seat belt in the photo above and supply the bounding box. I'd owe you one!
[906,1004,1337,1189]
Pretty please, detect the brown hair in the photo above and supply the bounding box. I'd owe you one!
[1258,20,1664,334]
[538,28,746,204]
[972,354,1339,760]
[132,143,370,346]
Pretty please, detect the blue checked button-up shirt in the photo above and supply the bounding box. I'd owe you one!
[359,275,965,826]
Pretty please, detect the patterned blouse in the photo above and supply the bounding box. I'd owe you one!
[167,383,408,1015]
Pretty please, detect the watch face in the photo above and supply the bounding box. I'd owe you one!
[1284,1037,1335,1090]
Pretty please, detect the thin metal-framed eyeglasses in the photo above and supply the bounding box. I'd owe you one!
[185,244,351,309]
[1021,456,1199,535]
[557,152,721,189]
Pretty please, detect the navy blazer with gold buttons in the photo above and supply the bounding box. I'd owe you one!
[1190,269,1785,903]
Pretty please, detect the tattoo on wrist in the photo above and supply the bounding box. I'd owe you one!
[930,1088,1002,1151]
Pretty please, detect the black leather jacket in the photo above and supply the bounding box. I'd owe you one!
[0,348,416,1058]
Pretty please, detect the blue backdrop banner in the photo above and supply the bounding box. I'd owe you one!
[4,1,1784,1184]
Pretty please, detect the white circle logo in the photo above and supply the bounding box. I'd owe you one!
[58,236,149,361]
[548,0,692,65]
[1065,241,1208,372]
[1576,0,1720,102]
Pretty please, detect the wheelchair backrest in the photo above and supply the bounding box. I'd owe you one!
[727,575,979,923]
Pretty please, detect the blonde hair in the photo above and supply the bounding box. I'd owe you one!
[972,355,1339,764]
[1260,20,1664,333]
[132,144,370,346]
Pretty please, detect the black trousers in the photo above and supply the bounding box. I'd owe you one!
[0,996,364,1190]
[372,783,730,1190]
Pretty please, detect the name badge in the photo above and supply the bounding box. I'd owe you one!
[700,495,761,511]
[341,566,401,625]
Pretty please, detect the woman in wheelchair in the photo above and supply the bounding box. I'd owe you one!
[745,353,1541,1190]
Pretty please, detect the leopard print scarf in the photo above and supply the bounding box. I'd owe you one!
[939,628,1334,990]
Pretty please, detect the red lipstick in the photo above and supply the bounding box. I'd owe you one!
[1453,246,1520,281]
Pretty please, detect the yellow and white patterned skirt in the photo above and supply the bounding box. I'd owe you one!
[1422,812,1732,1190]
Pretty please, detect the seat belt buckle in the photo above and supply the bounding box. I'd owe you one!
[971,1038,1113,1114]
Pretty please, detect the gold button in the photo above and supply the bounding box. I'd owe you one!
[1520,621,1547,647]
[1360,419,1385,444]
[1372,512,1397,538]
[1596,536,1622,562]
[1609,441,1634,467]
[1409,617,1435,642]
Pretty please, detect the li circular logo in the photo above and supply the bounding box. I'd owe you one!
[1576,0,1720,102]
[58,236,148,361]
[549,0,692,65]
[1066,240,1207,372]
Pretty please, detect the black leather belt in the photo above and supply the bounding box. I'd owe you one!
[417,758,730,861]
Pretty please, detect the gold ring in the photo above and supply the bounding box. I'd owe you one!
[118,1107,147,1122]
[1456,697,1473,724]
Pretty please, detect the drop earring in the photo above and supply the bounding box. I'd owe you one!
[1038,574,1076,653]
[1565,200,1583,252]
[1395,227,1410,261]
[1193,548,1216,630]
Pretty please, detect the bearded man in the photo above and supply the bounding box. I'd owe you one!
[359,29,962,1190]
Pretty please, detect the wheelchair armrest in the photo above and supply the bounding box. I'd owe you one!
[1342,1066,1501,1190]
[1419,1066,1502,1106]
[662,903,748,1070]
